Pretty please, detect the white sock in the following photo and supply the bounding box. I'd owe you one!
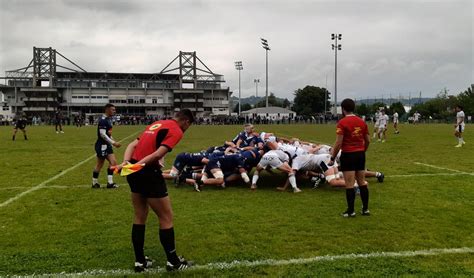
[458,137,462,144]
[107,175,113,184]
[288,174,297,189]
[252,173,259,185]
[376,172,381,177]
[92,178,98,184]
[460,137,464,143]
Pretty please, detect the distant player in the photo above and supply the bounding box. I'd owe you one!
[119,109,195,272]
[413,111,421,124]
[454,105,466,148]
[12,115,28,141]
[372,108,381,139]
[377,109,389,142]
[393,111,400,134]
[92,104,121,189]
[55,108,64,134]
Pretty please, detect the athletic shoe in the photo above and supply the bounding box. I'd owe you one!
[60,131,64,134]
[455,144,462,148]
[293,187,302,193]
[92,183,101,189]
[56,131,59,134]
[377,172,385,183]
[134,256,153,273]
[382,140,386,143]
[342,210,356,218]
[311,176,323,189]
[193,182,201,192]
[462,141,466,145]
[377,139,381,142]
[106,183,119,189]
[250,184,257,190]
[166,257,193,272]
[361,209,371,216]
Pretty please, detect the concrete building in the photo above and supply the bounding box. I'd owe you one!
[241,106,296,120]
[0,47,231,118]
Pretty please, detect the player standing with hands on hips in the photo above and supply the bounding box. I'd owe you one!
[330,99,371,217]
[118,109,194,272]
[92,103,121,189]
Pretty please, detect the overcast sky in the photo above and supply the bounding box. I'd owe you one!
[0,0,472,101]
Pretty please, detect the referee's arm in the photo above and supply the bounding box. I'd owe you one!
[330,134,343,163]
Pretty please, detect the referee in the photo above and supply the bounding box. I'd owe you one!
[330,98,370,217]
[118,109,194,272]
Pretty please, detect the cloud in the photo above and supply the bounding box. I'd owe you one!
[0,0,472,99]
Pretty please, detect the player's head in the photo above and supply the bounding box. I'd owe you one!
[244,124,254,134]
[455,105,463,112]
[174,109,195,132]
[341,98,355,116]
[381,109,385,114]
[104,103,116,116]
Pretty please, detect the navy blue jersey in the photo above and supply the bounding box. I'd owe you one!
[240,148,261,170]
[233,131,257,147]
[173,152,206,172]
[206,153,245,172]
[96,115,113,145]
[15,118,27,129]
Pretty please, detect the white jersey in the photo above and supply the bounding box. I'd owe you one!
[316,144,332,155]
[378,114,389,128]
[278,143,308,158]
[292,154,332,172]
[393,112,399,123]
[374,112,381,125]
[258,150,289,169]
[457,111,465,127]
[414,112,420,121]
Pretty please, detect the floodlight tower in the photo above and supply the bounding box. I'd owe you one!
[331,33,342,114]
[235,61,243,115]
[261,38,270,107]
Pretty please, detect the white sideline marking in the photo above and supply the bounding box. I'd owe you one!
[10,247,474,277]
[413,162,472,175]
[0,130,141,208]
[388,172,473,178]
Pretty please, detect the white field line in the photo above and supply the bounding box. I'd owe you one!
[0,130,141,208]
[413,162,473,175]
[388,172,473,178]
[8,247,474,277]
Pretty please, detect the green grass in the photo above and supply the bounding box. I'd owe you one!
[0,123,473,277]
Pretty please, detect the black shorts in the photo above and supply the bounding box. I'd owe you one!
[340,151,366,172]
[95,141,113,158]
[127,167,168,198]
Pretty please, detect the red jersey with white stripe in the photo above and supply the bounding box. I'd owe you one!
[132,120,183,162]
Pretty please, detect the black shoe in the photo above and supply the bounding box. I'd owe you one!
[193,182,201,192]
[106,183,119,189]
[342,210,356,218]
[166,257,193,272]
[311,176,323,189]
[134,256,153,273]
[377,172,385,183]
[92,183,101,189]
[361,209,371,216]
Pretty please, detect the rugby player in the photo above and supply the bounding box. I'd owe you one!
[199,153,250,188]
[12,115,28,141]
[92,104,121,189]
[393,111,400,134]
[250,149,298,191]
[377,109,389,142]
[454,105,466,147]
[54,108,64,134]
[372,108,381,139]
[330,98,370,217]
[413,111,421,124]
[118,109,195,272]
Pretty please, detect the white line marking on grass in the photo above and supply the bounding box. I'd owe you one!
[0,185,91,190]
[10,247,474,277]
[388,172,474,178]
[0,130,141,208]
[413,162,472,175]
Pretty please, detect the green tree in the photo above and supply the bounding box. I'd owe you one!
[256,93,283,107]
[355,103,369,116]
[457,86,474,115]
[389,102,406,117]
[292,86,331,116]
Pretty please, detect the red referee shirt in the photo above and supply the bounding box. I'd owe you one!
[336,115,369,153]
[132,119,183,162]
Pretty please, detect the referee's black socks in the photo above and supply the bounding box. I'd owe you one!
[345,188,356,213]
[132,224,146,263]
[159,227,180,265]
[360,186,369,211]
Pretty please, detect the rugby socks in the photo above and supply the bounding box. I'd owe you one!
[107,168,114,184]
[288,173,297,189]
[92,171,99,184]
[252,172,259,185]
[132,224,146,263]
[359,186,369,211]
[345,188,356,213]
[24,134,27,140]
[375,172,382,178]
[12,135,15,141]
[159,227,180,265]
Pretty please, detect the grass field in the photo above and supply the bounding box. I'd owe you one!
[0,123,473,277]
